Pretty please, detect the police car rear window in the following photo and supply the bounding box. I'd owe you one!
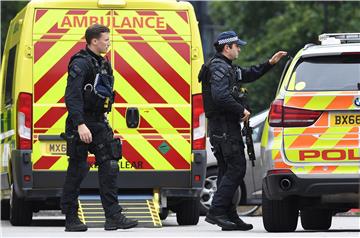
[287,55,360,91]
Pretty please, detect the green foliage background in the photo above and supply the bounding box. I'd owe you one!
[1,1,28,55]
[209,1,360,113]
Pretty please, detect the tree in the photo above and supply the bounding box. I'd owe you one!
[1,1,28,56]
[209,1,360,113]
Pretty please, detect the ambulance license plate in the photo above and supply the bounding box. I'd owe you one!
[330,113,360,126]
[46,143,67,155]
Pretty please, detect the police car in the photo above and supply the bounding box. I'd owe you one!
[261,33,360,232]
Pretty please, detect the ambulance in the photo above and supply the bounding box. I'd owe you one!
[261,33,360,232]
[0,0,206,227]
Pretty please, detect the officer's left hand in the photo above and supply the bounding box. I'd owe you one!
[269,51,288,65]
[241,109,251,122]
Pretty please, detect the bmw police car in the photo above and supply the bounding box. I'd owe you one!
[261,33,360,232]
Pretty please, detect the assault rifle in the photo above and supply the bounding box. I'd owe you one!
[241,119,256,167]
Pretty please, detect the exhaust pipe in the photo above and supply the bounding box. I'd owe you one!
[279,178,292,191]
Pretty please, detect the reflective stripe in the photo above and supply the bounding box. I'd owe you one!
[32,9,192,171]
[218,36,238,45]
[0,130,15,141]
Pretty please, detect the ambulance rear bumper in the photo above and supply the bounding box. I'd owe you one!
[14,150,207,199]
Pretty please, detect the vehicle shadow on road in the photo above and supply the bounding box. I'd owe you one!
[30,219,65,227]
[297,229,360,233]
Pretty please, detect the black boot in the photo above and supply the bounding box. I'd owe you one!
[205,212,238,230]
[222,212,253,231]
[104,212,138,230]
[65,211,88,232]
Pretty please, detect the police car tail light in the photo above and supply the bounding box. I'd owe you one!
[17,93,32,150]
[267,169,293,176]
[192,94,206,150]
[268,99,283,127]
[269,99,322,127]
[341,52,360,56]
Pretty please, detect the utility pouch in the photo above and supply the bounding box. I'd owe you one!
[83,84,96,111]
[221,139,242,159]
[109,138,122,160]
[60,132,78,158]
[94,74,114,99]
[94,97,106,112]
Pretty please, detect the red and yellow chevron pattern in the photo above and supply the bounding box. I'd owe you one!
[32,9,193,171]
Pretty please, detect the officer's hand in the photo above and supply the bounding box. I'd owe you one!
[269,51,288,65]
[78,124,92,144]
[241,109,251,122]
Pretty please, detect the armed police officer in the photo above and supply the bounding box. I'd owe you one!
[60,24,138,232]
[199,31,287,231]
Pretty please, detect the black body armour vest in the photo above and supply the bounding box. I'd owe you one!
[198,57,242,118]
[69,50,115,114]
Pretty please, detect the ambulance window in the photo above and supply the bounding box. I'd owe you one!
[4,45,17,105]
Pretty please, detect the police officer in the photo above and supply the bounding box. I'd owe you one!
[60,24,138,232]
[199,31,287,231]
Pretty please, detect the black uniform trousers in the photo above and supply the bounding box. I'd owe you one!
[61,117,122,218]
[208,116,247,216]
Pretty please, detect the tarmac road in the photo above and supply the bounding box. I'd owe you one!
[1,213,359,238]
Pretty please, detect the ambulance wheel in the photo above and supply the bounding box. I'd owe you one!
[1,199,10,220]
[176,197,200,225]
[262,189,298,232]
[301,209,332,230]
[10,185,33,226]
[159,208,169,220]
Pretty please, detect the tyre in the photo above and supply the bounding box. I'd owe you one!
[301,209,332,230]
[159,208,169,220]
[1,199,10,220]
[176,197,200,225]
[262,188,298,232]
[9,185,33,226]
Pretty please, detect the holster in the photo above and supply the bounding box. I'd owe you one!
[108,138,122,161]
[210,133,243,160]
[60,132,80,158]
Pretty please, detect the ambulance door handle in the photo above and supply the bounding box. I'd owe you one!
[126,107,139,128]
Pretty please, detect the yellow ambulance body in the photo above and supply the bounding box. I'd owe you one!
[0,0,206,226]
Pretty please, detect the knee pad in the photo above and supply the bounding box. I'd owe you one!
[108,138,122,160]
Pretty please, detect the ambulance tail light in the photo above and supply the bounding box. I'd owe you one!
[192,94,206,150]
[17,93,32,150]
[269,99,322,127]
